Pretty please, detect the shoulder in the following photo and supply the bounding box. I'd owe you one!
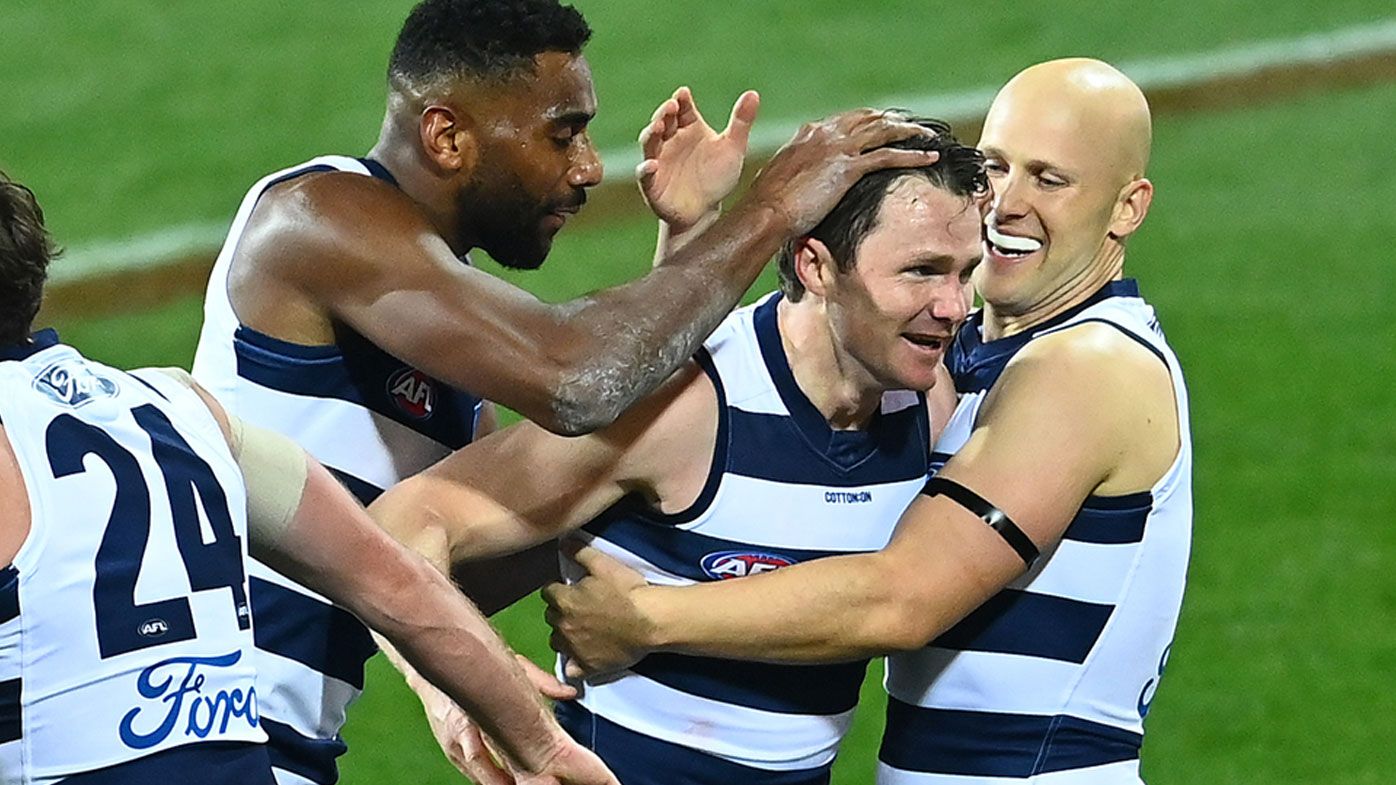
[977,320,1177,493]
[237,171,441,284]
[1004,320,1169,402]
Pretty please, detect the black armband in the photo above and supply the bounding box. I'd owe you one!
[921,477,1040,568]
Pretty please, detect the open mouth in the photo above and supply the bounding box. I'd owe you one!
[984,223,1043,259]
[902,333,948,352]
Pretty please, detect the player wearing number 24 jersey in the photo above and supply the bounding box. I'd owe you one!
[0,173,617,785]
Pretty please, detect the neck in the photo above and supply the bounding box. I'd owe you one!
[367,116,475,257]
[983,245,1126,340]
[778,298,884,431]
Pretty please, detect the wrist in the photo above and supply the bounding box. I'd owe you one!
[508,720,572,775]
[632,584,676,652]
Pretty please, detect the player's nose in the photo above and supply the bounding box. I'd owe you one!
[570,135,604,188]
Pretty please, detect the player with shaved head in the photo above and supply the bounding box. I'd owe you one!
[546,59,1193,784]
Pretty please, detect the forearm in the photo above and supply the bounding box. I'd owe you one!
[358,555,564,769]
[634,551,928,663]
[259,463,566,772]
[545,201,784,434]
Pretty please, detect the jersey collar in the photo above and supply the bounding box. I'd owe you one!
[0,328,60,362]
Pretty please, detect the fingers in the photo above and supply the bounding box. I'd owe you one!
[857,147,941,174]
[458,725,515,785]
[569,545,634,582]
[849,111,937,153]
[722,90,760,149]
[639,97,680,161]
[672,85,702,128]
[564,659,585,680]
[516,653,577,700]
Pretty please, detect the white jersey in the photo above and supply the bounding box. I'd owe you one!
[192,156,484,785]
[563,293,934,783]
[878,280,1193,785]
[0,332,263,784]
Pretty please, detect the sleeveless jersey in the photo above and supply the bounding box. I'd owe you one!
[191,156,483,785]
[561,293,933,784]
[0,331,263,784]
[878,280,1193,785]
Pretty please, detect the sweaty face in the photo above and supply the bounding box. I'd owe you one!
[977,93,1130,315]
[823,179,982,392]
[457,52,602,269]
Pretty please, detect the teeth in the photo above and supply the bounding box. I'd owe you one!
[985,224,1043,254]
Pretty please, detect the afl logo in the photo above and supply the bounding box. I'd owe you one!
[387,368,436,419]
[138,619,169,638]
[700,550,795,580]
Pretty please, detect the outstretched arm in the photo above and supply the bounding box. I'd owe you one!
[547,327,1177,673]
[247,109,937,436]
[180,378,616,785]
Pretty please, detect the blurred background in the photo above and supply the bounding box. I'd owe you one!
[4,1,1393,782]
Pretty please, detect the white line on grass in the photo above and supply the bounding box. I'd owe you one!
[52,18,1396,285]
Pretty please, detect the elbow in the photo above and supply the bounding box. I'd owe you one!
[536,364,626,437]
[878,608,940,654]
[857,556,946,654]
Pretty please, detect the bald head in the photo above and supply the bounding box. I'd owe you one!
[986,58,1151,184]
[975,59,1157,317]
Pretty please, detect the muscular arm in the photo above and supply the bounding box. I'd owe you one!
[367,361,715,584]
[553,326,1179,666]
[236,112,937,436]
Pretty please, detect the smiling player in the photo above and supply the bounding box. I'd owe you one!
[548,59,1192,785]
[367,121,986,784]
[188,0,941,780]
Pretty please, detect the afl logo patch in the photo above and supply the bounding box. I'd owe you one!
[700,550,795,580]
[387,367,436,419]
[138,619,169,637]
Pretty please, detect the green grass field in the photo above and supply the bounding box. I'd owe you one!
[7,2,1396,783]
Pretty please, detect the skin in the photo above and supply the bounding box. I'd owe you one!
[0,397,616,785]
[359,88,945,783]
[541,58,1184,676]
[366,174,981,687]
[226,50,941,435]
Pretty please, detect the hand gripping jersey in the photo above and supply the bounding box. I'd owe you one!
[191,157,483,785]
[0,332,267,784]
[878,280,1193,785]
[558,293,935,785]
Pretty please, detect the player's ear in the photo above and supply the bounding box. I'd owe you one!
[794,237,836,300]
[420,105,479,175]
[1108,177,1153,241]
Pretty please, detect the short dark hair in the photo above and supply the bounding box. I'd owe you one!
[388,0,592,90]
[0,172,56,344]
[777,116,987,301]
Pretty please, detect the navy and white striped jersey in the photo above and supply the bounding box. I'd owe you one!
[878,280,1193,785]
[0,332,267,784]
[561,293,934,784]
[192,156,483,785]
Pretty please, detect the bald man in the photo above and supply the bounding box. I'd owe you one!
[544,58,1191,784]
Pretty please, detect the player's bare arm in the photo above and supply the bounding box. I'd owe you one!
[368,358,717,575]
[178,380,617,785]
[232,110,938,436]
[548,323,1178,672]
[362,360,716,780]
